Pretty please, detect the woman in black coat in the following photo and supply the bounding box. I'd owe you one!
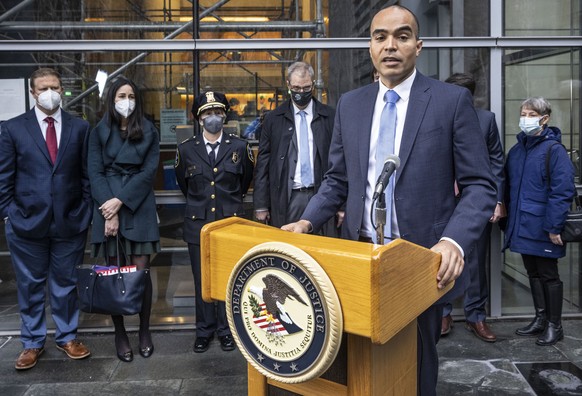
[88,77,160,362]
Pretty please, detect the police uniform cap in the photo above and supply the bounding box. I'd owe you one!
[192,91,230,120]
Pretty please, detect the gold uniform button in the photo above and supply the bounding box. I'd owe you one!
[213,167,218,173]
[211,194,215,199]
[210,181,215,186]
[211,207,216,212]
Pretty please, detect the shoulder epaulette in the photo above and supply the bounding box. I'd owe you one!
[180,135,195,145]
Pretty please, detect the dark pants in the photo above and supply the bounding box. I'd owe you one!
[443,222,491,322]
[5,221,87,349]
[288,188,339,237]
[418,303,444,396]
[187,243,230,338]
[521,254,560,284]
[287,188,315,224]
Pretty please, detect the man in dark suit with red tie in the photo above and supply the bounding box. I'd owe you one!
[0,68,92,370]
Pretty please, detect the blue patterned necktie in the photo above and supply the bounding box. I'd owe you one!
[299,110,313,187]
[375,90,400,243]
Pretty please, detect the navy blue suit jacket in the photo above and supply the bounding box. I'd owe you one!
[303,72,497,298]
[0,108,92,238]
[476,108,505,202]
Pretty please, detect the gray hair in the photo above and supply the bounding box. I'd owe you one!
[520,97,552,116]
[286,61,314,81]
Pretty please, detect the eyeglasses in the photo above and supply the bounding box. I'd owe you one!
[289,84,313,93]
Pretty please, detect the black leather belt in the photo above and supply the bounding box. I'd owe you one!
[293,186,315,192]
[358,236,373,243]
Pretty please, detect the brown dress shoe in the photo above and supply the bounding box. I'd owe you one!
[15,347,44,370]
[56,339,91,359]
[441,314,453,336]
[465,321,497,342]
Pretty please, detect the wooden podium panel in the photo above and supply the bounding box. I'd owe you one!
[201,217,451,345]
[201,218,453,395]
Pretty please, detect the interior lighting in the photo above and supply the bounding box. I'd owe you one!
[179,16,270,22]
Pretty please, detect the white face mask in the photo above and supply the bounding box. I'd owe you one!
[37,89,62,111]
[115,99,136,118]
[519,116,544,135]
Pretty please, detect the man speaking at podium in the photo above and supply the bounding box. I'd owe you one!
[282,5,496,395]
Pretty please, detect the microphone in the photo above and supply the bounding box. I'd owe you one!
[372,155,401,200]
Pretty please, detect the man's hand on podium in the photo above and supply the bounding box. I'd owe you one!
[431,240,464,290]
[281,219,313,234]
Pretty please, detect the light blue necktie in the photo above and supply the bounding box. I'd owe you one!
[375,90,400,242]
[299,110,313,187]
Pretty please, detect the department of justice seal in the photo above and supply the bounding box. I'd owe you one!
[226,242,343,384]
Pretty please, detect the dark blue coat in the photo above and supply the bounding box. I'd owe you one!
[503,126,575,258]
[88,118,160,244]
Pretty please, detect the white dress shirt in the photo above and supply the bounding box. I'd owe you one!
[34,106,62,148]
[291,100,315,189]
[362,70,415,240]
[361,69,464,256]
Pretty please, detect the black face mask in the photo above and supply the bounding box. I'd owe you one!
[290,90,312,107]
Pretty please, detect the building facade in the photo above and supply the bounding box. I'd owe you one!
[0,0,580,332]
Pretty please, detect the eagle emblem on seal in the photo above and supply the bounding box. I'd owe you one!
[249,274,308,337]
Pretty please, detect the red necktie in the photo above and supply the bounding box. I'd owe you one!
[44,116,58,163]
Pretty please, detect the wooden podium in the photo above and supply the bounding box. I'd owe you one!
[201,218,451,395]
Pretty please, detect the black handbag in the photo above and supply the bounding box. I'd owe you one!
[560,196,582,242]
[76,236,148,315]
[545,142,582,242]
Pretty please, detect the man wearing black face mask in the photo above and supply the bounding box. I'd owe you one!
[174,91,254,353]
[254,61,339,235]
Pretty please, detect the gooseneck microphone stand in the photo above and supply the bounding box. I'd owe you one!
[374,192,386,244]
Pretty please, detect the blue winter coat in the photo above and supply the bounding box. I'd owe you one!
[503,126,575,258]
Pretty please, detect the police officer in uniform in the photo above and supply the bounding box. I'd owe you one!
[175,91,254,353]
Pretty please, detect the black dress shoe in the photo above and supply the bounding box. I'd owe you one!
[117,350,133,362]
[139,345,154,358]
[219,335,235,351]
[194,336,212,353]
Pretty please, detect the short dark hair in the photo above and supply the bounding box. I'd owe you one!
[29,68,62,90]
[445,73,476,96]
[104,76,145,141]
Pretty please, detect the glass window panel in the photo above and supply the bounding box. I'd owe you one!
[0,0,497,42]
[505,0,580,36]
[0,2,581,333]
[502,46,581,315]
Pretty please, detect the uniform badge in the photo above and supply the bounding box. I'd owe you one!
[232,151,239,164]
[247,144,255,164]
[174,150,180,168]
[206,91,216,103]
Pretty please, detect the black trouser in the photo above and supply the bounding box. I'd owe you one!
[521,254,560,284]
[287,188,315,224]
